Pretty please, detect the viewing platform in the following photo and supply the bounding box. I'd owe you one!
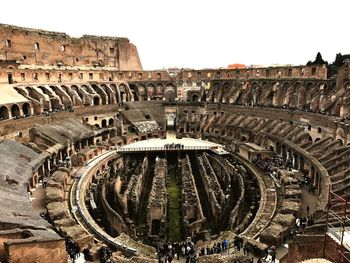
[118,136,227,154]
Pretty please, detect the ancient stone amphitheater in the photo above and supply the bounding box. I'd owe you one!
[0,24,349,263]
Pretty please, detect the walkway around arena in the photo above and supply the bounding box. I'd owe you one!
[119,135,225,153]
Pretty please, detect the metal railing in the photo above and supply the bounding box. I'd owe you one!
[74,150,138,256]
[118,145,215,152]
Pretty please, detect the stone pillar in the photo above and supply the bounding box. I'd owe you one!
[333,121,338,140]
[47,159,51,175]
[345,124,349,145]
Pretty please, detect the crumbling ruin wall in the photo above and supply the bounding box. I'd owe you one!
[147,157,167,238]
[0,23,142,70]
[287,235,337,263]
[4,238,67,263]
[197,153,225,227]
[180,155,206,236]
[125,157,149,218]
[101,183,130,235]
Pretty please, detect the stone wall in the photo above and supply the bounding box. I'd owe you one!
[0,23,142,70]
[147,157,167,238]
[180,155,206,236]
[4,238,67,263]
[287,235,337,263]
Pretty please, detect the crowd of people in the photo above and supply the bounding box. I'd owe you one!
[65,237,81,262]
[157,241,196,263]
[294,213,315,234]
[253,154,289,174]
[164,143,184,150]
[133,120,160,133]
[298,173,316,194]
[199,239,229,256]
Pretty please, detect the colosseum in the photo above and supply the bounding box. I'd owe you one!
[0,23,349,263]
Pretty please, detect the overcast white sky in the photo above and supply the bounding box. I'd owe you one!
[1,0,349,70]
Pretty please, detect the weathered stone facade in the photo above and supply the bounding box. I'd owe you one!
[0,23,142,70]
[1,23,350,263]
[147,157,167,239]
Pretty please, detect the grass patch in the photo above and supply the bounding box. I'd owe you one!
[167,166,182,242]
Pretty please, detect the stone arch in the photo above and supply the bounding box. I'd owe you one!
[164,84,176,100]
[108,118,114,126]
[156,83,164,96]
[129,83,139,101]
[293,81,302,89]
[100,84,115,104]
[91,84,107,105]
[281,81,291,88]
[93,97,100,106]
[336,127,345,142]
[146,84,155,98]
[137,84,146,100]
[102,119,107,128]
[306,81,315,89]
[22,103,31,116]
[337,138,344,146]
[71,85,84,99]
[307,134,313,143]
[109,84,119,103]
[81,84,93,94]
[95,124,100,128]
[11,104,20,118]
[0,106,9,120]
[119,83,128,102]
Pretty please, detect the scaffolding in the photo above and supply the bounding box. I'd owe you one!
[323,190,350,262]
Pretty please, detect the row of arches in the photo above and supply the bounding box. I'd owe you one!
[13,83,134,114]
[130,82,176,101]
[206,79,347,116]
[94,118,115,128]
[0,102,32,120]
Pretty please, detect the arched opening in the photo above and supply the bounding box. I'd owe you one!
[102,119,107,128]
[145,114,151,120]
[0,106,9,120]
[193,95,199,102]
[307,134,313,142]
[129,84,138,101]
[91,84,107,104]
[108,118,114,126]
[100,84,113,104]
[337,139,344,146]
[22,103,31,117]
[51,99,60,110]
[119,84,128,102]
[11,104,20,118]
[95,124,100,128]
[94,97,100,106]
[164,88,176,101]
[146,85,155,99]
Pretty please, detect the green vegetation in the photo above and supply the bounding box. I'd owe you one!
[306,52,350,78]
[167,164,182,242]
